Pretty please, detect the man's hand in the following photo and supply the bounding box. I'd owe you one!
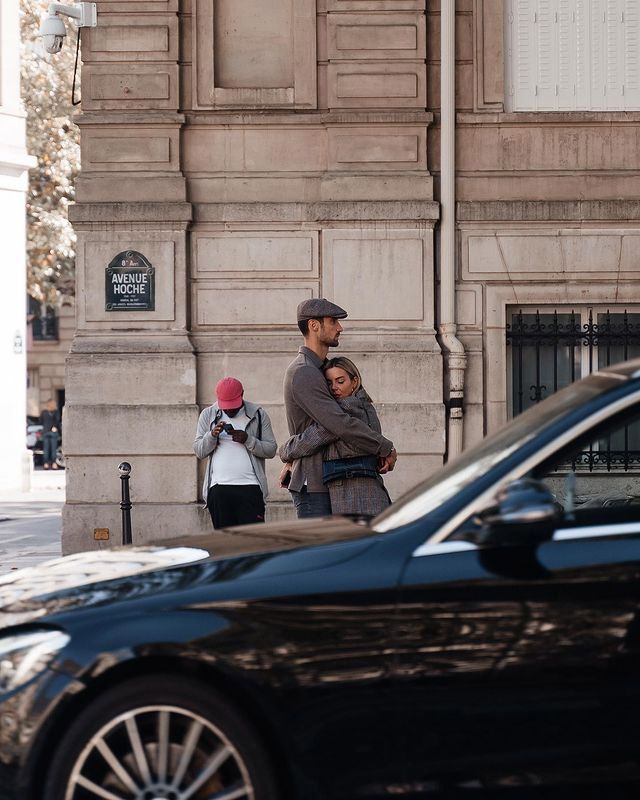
[279,463,293,488]
[231,429,248,444]
[211,421,224,436]
[378,448,397,474]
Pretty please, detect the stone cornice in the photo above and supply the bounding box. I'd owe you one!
[194,200,439,223]
[69,202,193,224]
[458,200,640,222]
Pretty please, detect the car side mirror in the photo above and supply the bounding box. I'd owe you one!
[477,478,560,547]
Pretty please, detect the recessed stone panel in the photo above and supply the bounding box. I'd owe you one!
[84,135,172,169]
[84,64,178,110]
[467,235,505,274]
[498,235,563,273]
[329,128,424,170]
[456,287,482,327]
[328,63,426,108]
[194,232,318,275]
[86,15,177,61]
[243,129,327,171]
[328,13,426,60]
[328,0,425,8]
[196,284,314,325]
[213,0,294,88]
[322,230,431,323]
[620,235,640,271]
[338,72,416,98]
[183,129,327,173]
[561,234,622,272]
[192,0,316,109]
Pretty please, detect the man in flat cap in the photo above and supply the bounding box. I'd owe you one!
[281,298,397,518]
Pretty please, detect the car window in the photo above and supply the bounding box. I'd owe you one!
[532,407,640,528]
[374,371,625,534]
[446,404,640,547]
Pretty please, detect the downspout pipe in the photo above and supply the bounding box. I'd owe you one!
[439,0,467,460]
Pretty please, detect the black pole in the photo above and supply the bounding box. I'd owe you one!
[118,462,132,545]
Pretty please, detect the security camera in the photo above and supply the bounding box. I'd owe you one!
[39,13,67,54]
[38,3,97,54]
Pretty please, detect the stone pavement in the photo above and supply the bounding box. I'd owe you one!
[0,469,65,575]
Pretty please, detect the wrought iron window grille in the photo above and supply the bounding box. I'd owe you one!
[507,309,640,472]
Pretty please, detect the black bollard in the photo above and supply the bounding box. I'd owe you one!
[118,462,133,545]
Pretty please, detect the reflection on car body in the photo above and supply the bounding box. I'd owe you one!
[5,362,640,798]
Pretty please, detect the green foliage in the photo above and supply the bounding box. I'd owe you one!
[21,0,79,303]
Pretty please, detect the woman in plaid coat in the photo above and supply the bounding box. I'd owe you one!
[279,357,391,517]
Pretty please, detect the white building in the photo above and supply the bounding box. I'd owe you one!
[0,0,36,490]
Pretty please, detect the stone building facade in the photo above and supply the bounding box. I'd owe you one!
[27,300,74,418]
[1,0,35,490]
[63,0,640,551]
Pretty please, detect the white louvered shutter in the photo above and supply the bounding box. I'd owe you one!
[589,0,607,108]
[509,0,538,109]
[606,0,625,108]
[535,0,559,108]
[623,0,640,108]
[558,0,578,108]
[575,0,592,107]
[507,0,640,111]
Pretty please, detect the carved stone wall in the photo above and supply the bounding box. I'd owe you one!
[63,0,439,552]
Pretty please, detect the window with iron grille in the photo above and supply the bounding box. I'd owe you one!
[31,308,59,342]
[507,307,640,471]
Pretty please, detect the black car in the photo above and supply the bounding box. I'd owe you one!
[4,361,640,800]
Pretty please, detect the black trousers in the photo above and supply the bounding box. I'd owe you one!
[207,484,265,529]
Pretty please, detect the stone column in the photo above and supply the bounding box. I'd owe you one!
[64,0,196,551]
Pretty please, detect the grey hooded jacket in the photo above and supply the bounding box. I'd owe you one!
[193,400,277,501]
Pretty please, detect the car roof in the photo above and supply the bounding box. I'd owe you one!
[600,357,640,379]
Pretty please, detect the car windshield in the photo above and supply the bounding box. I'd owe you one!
[372,371,627,533]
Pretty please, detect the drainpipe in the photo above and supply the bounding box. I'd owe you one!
[439,0,467,460]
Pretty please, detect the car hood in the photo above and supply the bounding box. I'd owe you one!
[0,516,372,629]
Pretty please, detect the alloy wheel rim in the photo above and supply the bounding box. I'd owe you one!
[64,704,255,800]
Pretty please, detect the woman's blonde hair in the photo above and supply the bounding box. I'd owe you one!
[324,356,372,402]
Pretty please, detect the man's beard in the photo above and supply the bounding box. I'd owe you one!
[321,333,340,347]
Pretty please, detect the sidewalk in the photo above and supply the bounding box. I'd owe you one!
[0,469,65,575]
[0,467,66,504]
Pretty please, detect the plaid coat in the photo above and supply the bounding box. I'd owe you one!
[279,390,391,516]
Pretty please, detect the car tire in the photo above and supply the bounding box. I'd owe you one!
[43,674,280,800]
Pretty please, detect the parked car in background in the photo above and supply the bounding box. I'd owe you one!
[25,416,64,469]
[5,360,640,799]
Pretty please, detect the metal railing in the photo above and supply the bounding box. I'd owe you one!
[507,309,640,471]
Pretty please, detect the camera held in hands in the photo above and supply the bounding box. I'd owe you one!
[222,423,235,434]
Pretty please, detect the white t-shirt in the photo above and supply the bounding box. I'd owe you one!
[209,408,259,489]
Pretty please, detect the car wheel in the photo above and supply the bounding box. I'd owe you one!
[44,675,280,800]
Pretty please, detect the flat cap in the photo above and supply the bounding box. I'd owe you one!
[297,298,348,322]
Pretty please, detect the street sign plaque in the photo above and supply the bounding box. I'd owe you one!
[105,250,155,311]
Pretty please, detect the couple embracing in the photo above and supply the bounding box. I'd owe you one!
[281,298,398,519]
